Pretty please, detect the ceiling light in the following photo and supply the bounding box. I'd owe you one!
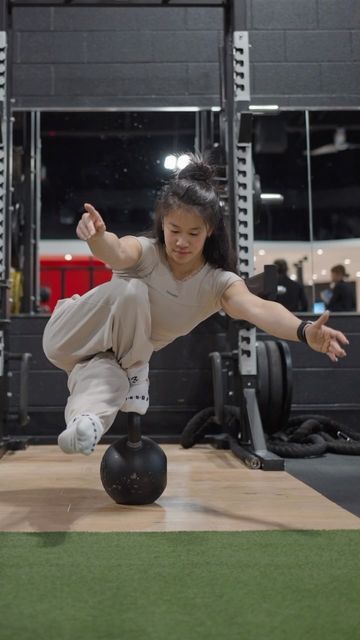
[177,154,191,170]
[249,105,279,112]
[260,193,284,203]
[164,155,177,170]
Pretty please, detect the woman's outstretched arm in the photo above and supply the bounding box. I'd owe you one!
[221,280,349,363]
[77,203,142,269]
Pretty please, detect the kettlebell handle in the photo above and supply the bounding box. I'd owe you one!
[127,412,142,448]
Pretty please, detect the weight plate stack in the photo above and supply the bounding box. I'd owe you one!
[256,340,293,434]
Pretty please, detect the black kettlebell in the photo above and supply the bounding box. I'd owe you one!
[100,413,167,505]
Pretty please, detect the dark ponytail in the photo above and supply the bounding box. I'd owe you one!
[152,153,237,273]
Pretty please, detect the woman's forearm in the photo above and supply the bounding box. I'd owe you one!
[87,231,123,266]
[246,300,303,341]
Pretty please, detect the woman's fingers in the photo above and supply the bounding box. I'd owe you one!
[84,203,105,228]
[76,204,106,240]
[326,338,347,359]
[336,330,350,346]
[312,310,330,328]
[76,215,97,240]
[84,202,100,219]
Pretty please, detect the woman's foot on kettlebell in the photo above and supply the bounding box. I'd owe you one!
[121,364,149,415]
[58,412,103,455]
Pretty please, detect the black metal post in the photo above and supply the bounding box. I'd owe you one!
[0,24,10,447]
[21,111,40,313]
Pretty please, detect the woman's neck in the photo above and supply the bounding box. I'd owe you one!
[165,251,205,281]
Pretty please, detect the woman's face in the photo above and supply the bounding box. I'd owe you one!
[162,207,210,268]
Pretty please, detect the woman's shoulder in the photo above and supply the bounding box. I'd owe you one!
[201,264,242,300]
[113,235,160,278]
[135,235,162,260]
[206,263,241,281]
[136,235,159,249]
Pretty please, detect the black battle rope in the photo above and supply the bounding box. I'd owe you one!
[268,414,360,457]
[181,409,360,459]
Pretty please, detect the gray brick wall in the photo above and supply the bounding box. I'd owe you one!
[248,0,360,106]
[12,6,223,109]
[10,1,360,109]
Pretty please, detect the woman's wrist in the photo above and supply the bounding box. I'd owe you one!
[296,320,313,344]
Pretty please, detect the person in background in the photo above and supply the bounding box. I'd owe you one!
[325,265,356,312]
[273,259,308,312]
[39,286,52,313]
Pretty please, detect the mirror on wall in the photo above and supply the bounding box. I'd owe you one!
[39,111,197,240]
[252,110,313,312]
[252,109,360,314]
[12,110,197,311]
[11,108,360,314]
[309,110,359,313]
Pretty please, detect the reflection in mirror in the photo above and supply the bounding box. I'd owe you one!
[14,109,359,315]
[40,111,196,239]
[252,111,313,312]
[12,111,197,312]
[309,111,360,312]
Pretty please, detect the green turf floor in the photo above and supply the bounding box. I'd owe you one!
[1,530,359,640]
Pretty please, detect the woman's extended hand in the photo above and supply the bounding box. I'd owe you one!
[305,311,349,362]
[76,203,106,241]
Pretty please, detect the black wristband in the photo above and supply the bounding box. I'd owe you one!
[296,321,313,344]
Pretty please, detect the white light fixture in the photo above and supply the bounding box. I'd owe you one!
[177,154,191,170]
[164,154,177,170]
[260,193,284,203]
[344,258,351,265]
[258,249,266,256]
[64,254,72,261]
[321,269,327,276]
[164,153,191,171]
[312,274,318,280]
[356,272,360,278]
[316,249,324,255]
[290,274,297,281]
[249,105,279,112]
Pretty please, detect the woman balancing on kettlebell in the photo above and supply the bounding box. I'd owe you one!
[43,154,349,456]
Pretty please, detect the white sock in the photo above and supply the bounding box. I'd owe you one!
[121,364,149,415]
[58,412,104,455]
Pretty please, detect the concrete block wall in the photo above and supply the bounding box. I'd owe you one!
[7,313,360,441]
[10,0,360,109]
[247,0,360,106]
[11,6,223,109]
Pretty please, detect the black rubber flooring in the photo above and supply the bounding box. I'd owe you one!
[286,454,360,519]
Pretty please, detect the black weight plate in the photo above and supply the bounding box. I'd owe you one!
[256,341,270,428]
[276,340,293,430]
[264,340,284,434]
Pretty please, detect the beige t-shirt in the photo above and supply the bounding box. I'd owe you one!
[113,236,241,350]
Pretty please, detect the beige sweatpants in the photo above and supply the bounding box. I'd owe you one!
[42,277,153,432]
